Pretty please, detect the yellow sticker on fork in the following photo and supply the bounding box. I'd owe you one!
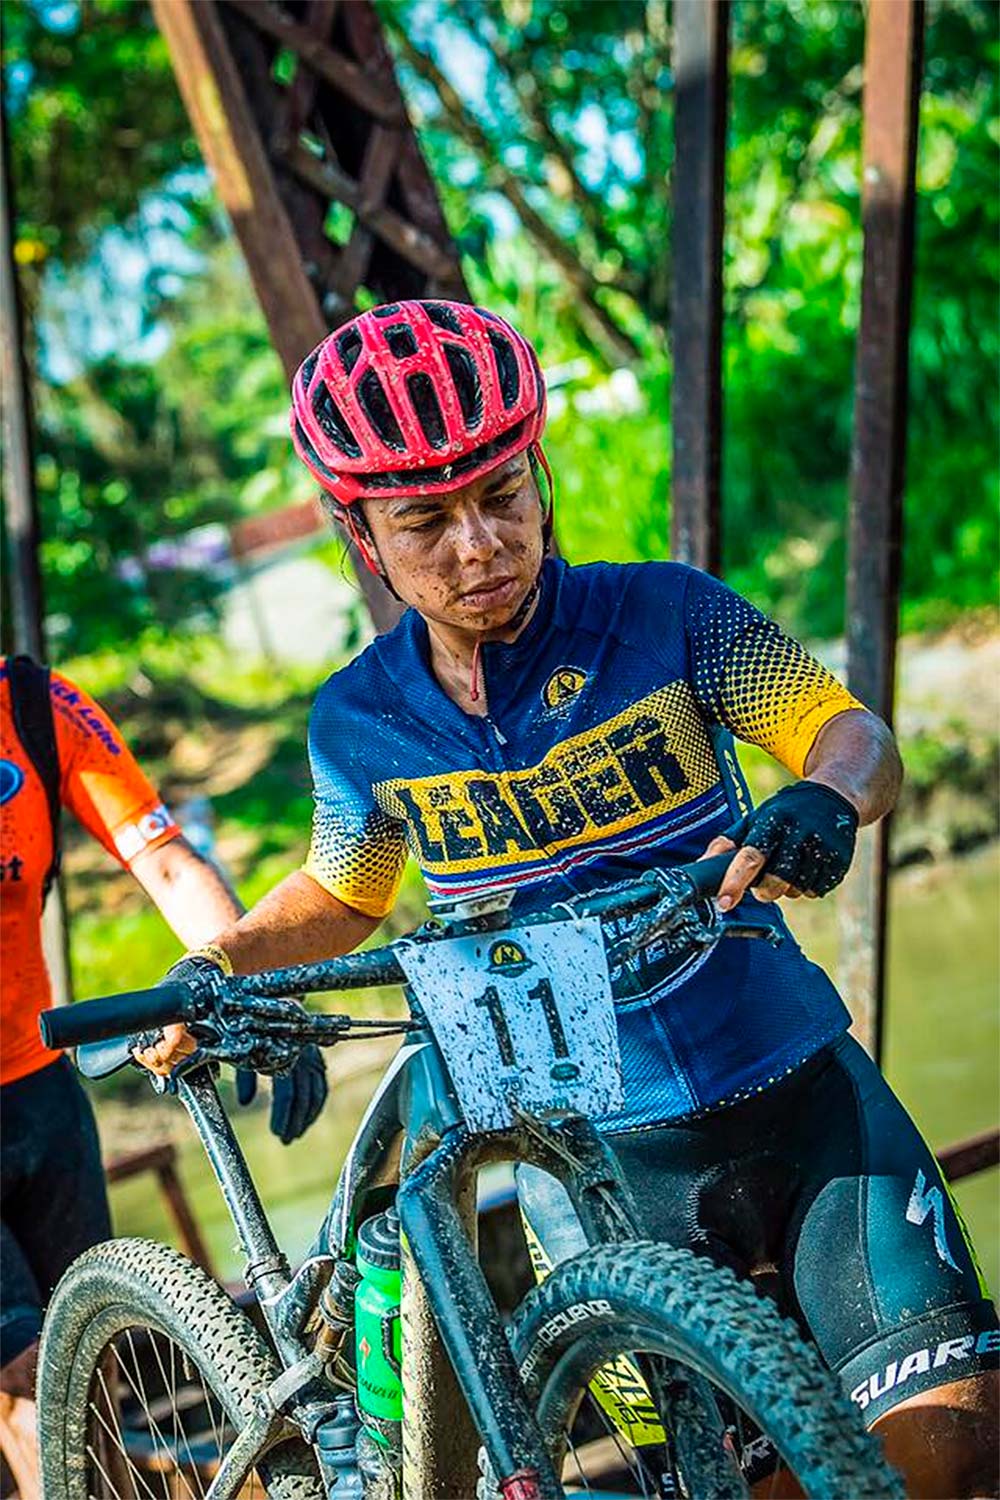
[521,1211,666,1447]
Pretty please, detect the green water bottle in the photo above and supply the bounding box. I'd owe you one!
[354,1207,403,1450]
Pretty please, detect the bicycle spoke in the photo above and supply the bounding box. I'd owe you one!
[84,1325,272,1500]
[113,1334,201,1499]
[90,1365,163,1500]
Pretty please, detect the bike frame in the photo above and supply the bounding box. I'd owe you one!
[171,1002,645,1500]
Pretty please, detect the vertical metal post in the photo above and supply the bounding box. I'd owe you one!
[839,0,924,1062]
[0,90,45,659]
[670,0,728,575]
[1,90,74,1005]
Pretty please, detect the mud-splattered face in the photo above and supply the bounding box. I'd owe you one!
[361,454,544,636]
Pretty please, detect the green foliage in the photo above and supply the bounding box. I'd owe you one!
[3,0,197,308]
[2,0,997,650]
[386,0,999,635]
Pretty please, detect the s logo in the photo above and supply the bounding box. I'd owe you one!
[489,940,531,976]
[542,666,588,712]
[0,761,25,806]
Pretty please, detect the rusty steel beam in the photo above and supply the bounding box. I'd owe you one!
[839,0,924,1062]
[0,88,45,660]
[670,0,728,576]
[154,0,469,634]
[937,1128,1000,1185]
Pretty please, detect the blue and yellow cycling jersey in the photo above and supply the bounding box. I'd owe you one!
[305,558,864,1128]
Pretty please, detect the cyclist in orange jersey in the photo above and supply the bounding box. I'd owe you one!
[0,658,324,1496]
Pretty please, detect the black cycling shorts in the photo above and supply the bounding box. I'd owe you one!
[518,1033,998,1427]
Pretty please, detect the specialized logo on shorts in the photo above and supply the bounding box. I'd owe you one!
[905,1168,958,1269]
[488,939,531,976]
[542,666,588,712]
[376,682,717,875]
[0,760,25,806]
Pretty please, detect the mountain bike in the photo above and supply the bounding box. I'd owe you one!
[36,854,902,1499]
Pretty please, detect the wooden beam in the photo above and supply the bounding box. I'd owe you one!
[226,0,407,126]
[151,0,326,378]
[839,0,924,1062]
[152,0,403,633]
[670,0,728,576]
[1,90,74,1006]
[0,90,45,659]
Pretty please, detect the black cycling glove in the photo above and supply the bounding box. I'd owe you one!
[722,781,859,897]
[235,1049,328,1146]
[163,955,328,1145]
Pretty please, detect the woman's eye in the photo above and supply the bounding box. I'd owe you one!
[490,490,519,507]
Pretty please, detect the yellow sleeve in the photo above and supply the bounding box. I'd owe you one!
[684,570,867,778]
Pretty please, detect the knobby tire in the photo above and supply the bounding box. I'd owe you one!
[37,1237,324,1500]
[484,1241,903,1499]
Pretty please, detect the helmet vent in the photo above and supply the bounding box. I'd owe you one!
[372,303,401,319]
[357,419,526,492]
[385,323,419,360]
[488,329,520,409]
[335,327,363,376]
[423,301,463,335]
[444,343,483,430]
[407,372,447,450]
[293,418,340,483]
[300,351,319,390]
[358,369,406,452]
[311,382,362,459]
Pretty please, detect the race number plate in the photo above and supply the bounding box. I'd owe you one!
[397,918,623,1133]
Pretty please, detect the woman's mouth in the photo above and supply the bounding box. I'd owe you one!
[459,576,518,609]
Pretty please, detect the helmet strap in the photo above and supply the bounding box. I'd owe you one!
[342,505,403,601]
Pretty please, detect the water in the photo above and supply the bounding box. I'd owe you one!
[102,845,999,1294]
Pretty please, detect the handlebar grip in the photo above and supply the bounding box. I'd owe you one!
[39,982,195,1051]
[683,852,736,900]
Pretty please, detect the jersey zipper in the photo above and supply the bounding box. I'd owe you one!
[476,650,508,756]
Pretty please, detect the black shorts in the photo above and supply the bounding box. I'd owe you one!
[518,1033,998,1426]
[0,1057,112,1368]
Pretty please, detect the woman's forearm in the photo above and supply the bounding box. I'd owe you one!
[207,870,378,974]
[804,708,903,826]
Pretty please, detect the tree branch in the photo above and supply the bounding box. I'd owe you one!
[454,0,641,294]
[389,21,641,363]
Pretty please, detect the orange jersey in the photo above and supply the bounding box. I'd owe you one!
[0,663,180,1085]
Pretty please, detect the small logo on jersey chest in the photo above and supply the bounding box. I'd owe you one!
[542,666,588,712]
[0,760,25,806]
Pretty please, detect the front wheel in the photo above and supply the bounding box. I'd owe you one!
[37,1237,324,1500]
[488,1241,903,1499]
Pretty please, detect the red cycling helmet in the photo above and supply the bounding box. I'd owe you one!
[290,300,548,504]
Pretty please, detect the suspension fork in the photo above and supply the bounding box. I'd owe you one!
[395,1116,642,1500]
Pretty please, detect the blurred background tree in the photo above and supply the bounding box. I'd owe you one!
[1,0,996,652]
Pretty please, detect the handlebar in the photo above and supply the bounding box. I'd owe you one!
[38,853,735,1055]
[38,981,200,1051]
